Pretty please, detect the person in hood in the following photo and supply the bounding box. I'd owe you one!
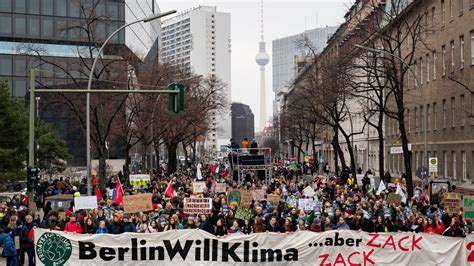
[108,213,123,234]
[0,227,17,266]
[122,214,137,233]
[20,215,36,266]
[64,214,83,233]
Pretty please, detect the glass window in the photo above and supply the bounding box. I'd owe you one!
[0,15,12,35]
[42,0,54,16]
[442,45,446,75]
[460,35,465,69]
[69,1,81,18]
[42,17,54,37]
[0,55,12,76]
[13,56,26,76]
[28,16,41,37]
[55,0,67,17]
[107,2,119,20]
[12,77,27,97]
[95,21,106,42]
[107,22,119,43]
[471,31,474,65]
[54,18,68,40]
[95,2,106,17]
[452,151,457,180]
[14,0,26,13]
[68,19,81,40]
[0,0,12,12]
[28,0,40,15]
[14,16,26,37]
[451,97,455,127]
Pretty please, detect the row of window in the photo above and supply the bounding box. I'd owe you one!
[0,14,124,44]
[411,31,474,87]
[439,0,474,25]
[0,0,124,20]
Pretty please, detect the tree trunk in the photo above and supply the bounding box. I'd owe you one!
[400,120,414,198]
[166,142,179,173]
[123,143,131,184]
[296,141,303,164]
[377,120,384,181]
[141,139,148,173]
[98,150,107,189]
[183,142,189,167]
[342,132,358,184]
[191,140,197,164]
[154,143,160,171]
[332,128,346,175]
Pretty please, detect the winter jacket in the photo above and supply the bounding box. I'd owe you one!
[64,221,83,233]
[21,222,35,247]
[123,222,137,233]
[424,223,445,234]
[95,228,109,234]
[109,222,124,234]
[199,221,213,234]
[0,233,16,257]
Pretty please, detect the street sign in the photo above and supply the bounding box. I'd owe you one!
[429,157,438,173]
[168,83,185,113]
[390,144,412,154]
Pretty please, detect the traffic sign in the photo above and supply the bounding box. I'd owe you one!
[429,157,438,173]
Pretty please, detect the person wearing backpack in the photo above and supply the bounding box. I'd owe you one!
[20,215,36,266]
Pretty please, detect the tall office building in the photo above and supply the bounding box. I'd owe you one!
[161,6,232,155]
[272,27,337,116]
[0,0,162,166]
[231,102,255,145]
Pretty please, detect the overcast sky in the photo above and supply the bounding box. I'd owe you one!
[158,0,351,131]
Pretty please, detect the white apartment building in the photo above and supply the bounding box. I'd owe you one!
[161,6,232,155]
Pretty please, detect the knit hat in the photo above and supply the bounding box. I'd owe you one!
[65,209,71,217]
[123,213,130,219]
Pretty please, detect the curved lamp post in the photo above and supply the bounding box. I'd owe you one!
[86,10,177,195]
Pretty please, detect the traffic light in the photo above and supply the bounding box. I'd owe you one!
[27,166,39,192]
[168,83,185,113]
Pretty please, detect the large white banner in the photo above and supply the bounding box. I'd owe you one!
[35,228,473,265]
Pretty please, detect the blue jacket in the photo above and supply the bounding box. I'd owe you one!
[95,228,109,234]
[123,222,137,233]
[0,233,17,257]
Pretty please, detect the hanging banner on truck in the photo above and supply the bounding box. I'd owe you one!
[34,228,474,265]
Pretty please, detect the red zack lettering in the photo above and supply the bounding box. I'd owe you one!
[382,235,396,251]
[334,253,347,266]
[398,236,410,252]
[411,235,422,251]
[367,233,381,248]
[363,249,375,265]
[347,251,362,266]
[319,253,331,266]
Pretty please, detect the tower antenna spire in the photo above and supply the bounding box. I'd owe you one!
[260,0,264,41]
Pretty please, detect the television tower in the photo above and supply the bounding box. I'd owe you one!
[255,0,269,132]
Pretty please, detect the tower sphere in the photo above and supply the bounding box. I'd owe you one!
[255,52,270,66]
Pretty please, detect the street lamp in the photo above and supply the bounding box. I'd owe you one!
[355,44,428,192]
[86,10,177,195]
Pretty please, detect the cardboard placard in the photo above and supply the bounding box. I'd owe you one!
[192,182,207,194]
[123,193,153,213]
[266,194,280,205]
[298,198,316,211]
[463,196,474,221]
[252,189,265,201]
[74,196,98,210]
[228,189,253,207]
[386,193,402,205]
[183,198,212,214]
[215,183,227,193]
[234,207,254,220]
[129,174,151,188]
[303,186,315,197]
[443,193,462,214]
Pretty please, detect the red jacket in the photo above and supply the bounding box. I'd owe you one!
[424,223,445,234]
[64,221,83,233]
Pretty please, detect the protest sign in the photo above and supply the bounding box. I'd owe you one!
[129,174,151,188]
[287,196,298,208]
[192,182,207,194]
[266,194,280,205]
[123,194,153,213]
[252,189,265,201]
[215,183,227,193]
[314,202,322,216]
[228,189,253,207]
[443,193,462,214]
[234,207,254,220]
[386,193,402,205]
[35,228,473,265]
[183,198,212,215]
[298,198,316,211]
[303,186,315,197]
[74,196,97,210]
[464,196,474,221]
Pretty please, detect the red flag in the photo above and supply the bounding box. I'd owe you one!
[114,177,124,205]
[164,180,174,198]
[96,186,103,199]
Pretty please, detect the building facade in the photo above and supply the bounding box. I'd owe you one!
[0,0,162,166]
[161,6,232,155]
[231,102,255,145]
[272,27,337,118]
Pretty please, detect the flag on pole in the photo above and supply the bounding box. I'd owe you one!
[396,183,407,203]
[376,180,386,195]
[114,177,124,205]
[96,186,103,200]
[165,180,174,198]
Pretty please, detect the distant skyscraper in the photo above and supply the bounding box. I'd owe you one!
[255,0,270,132]
[272,26,337,116]
[231,102,255,145]
[161,6,231,154]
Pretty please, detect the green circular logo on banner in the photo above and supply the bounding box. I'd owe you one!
[36,232,72,266]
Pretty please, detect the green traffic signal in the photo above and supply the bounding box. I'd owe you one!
[167,83,185,113]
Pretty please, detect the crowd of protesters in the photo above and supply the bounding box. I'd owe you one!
[0,157,470,265]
